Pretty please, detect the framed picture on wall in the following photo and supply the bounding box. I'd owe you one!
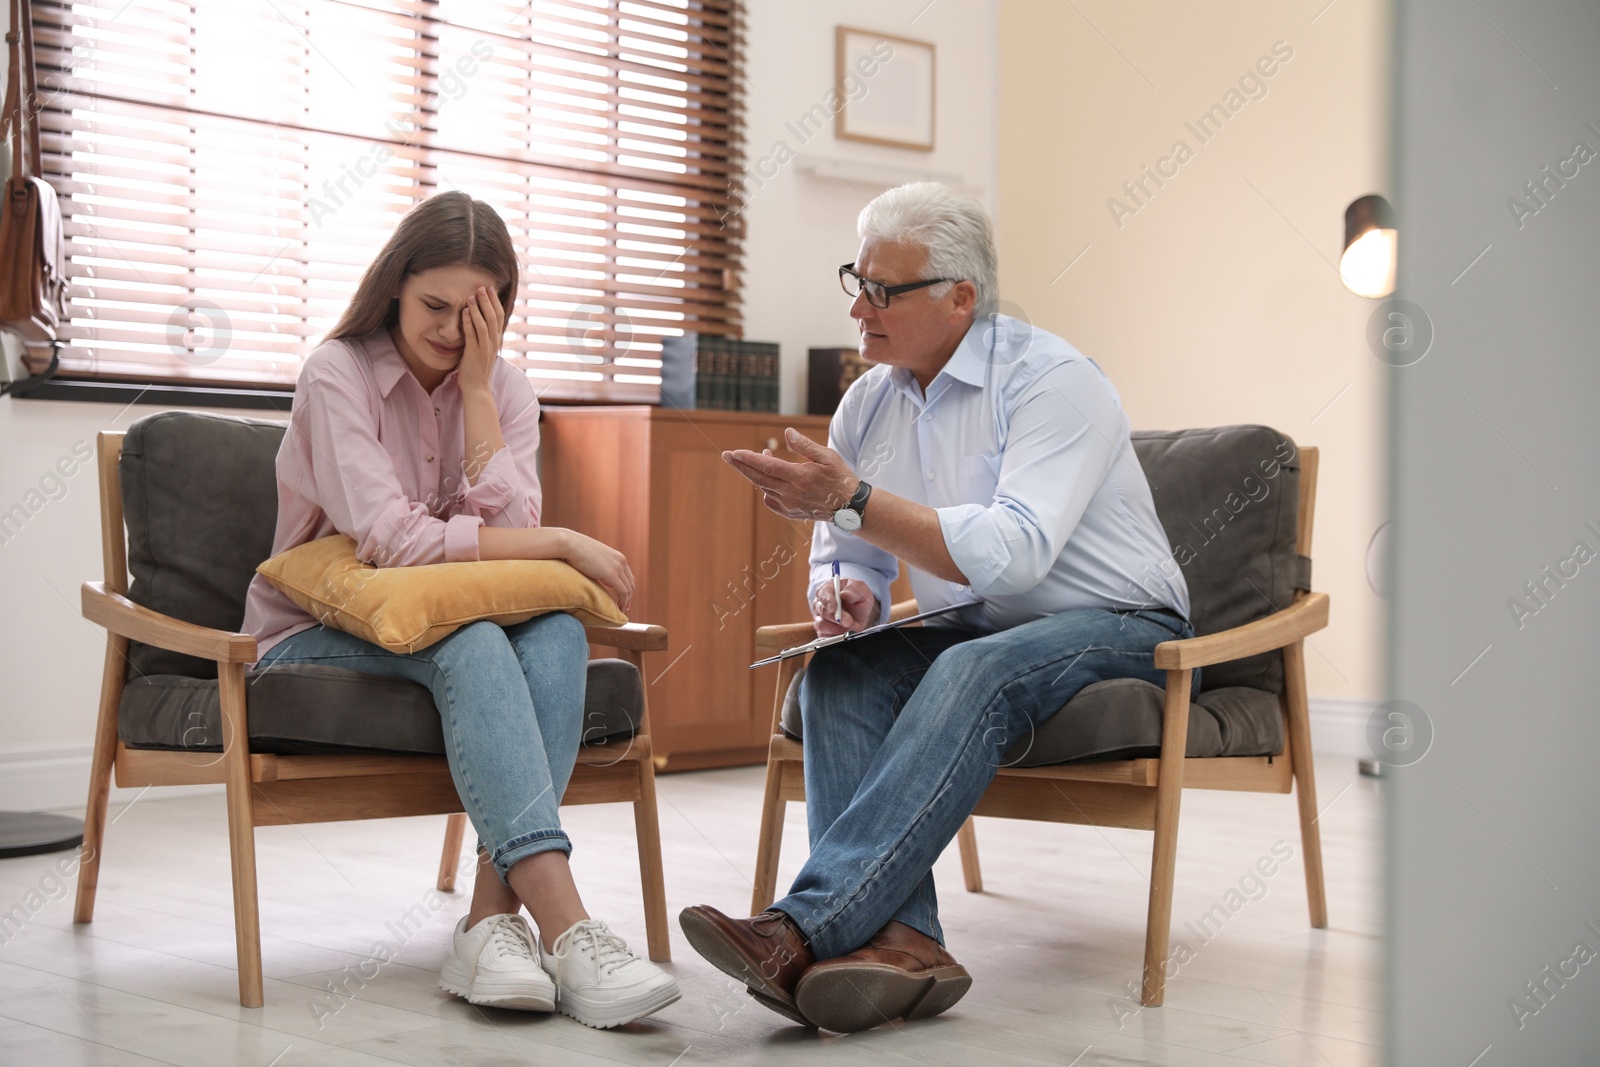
[835,26,936,152]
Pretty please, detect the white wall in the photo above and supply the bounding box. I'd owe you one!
[739,0,1000,411]
[0,1,1001,810]
[0,394,290,809]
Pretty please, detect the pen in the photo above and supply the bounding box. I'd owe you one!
[831,560,843,625]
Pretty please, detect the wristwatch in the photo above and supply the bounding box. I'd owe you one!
[832,480,873,532]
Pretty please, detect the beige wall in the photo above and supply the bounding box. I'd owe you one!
[998,0,1391,705]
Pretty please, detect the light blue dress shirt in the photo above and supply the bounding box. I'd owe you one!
[811,314,1190,634]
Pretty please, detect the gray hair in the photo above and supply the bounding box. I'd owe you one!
[856,182,998,318]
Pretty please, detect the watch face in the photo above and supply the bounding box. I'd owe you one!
[834,508,862,532]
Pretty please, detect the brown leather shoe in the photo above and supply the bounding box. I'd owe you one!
[679,906,816,1023]
[794,920,971,1033]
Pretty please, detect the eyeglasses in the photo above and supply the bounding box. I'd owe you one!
[839,263,955,309]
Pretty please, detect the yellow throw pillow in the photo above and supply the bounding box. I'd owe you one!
[256,534,627,654]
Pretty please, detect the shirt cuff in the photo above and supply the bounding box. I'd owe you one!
[444,514,485,563]
[808,561,892,626]
[460,447,517,516]
[937,504,1007,594]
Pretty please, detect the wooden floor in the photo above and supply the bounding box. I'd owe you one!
[0,757,1380,1066]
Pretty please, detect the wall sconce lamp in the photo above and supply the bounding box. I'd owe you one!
[1340,194,1397,298]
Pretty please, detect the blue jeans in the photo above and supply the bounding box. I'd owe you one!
[253,613,589,883]
[775,607,1196,959]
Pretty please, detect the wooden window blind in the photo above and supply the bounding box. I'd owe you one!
[28,0,745,401]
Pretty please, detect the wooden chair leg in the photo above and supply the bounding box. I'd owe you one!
[75,636,127,924]
[632,754,671,962]
[1141,668,1194,1008]
[1282,641,1328,928]
[437,813,469,893]
[957,816,983,893]
[219,664,264,1008]
[750,755,788,915]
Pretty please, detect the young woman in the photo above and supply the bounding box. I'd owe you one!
[240,191,678,1029]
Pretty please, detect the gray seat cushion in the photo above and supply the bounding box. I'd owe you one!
[1011,681,1282,764]
[120,658,643,755]
[115,410,646,756]
[779,670,1283,764]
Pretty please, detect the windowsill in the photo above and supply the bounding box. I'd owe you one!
[8,377,657,412]
[10,377,296,411]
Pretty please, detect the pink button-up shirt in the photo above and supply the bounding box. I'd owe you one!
[241,329,543,660]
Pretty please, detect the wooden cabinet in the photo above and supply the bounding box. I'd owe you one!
[540,407,830,771]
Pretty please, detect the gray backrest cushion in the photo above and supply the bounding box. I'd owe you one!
[1130,426,1301,693]
[121,411,287,679]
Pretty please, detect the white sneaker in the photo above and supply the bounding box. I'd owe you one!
[440,913,556,1011]
[542,919,681,1028]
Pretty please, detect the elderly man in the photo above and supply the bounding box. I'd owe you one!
[679,183,1192,1034]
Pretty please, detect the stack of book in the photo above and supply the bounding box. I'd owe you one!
[659,333,780,412]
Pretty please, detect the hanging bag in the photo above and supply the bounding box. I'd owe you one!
[1,0,68,386]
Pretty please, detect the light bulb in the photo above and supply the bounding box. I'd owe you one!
[1339,226,1397,298]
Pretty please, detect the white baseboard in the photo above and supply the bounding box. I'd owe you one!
[0,743,221,814]
[1308,697,1377,760]
[0,330,26,386]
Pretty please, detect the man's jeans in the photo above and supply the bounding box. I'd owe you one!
[253,613,588,883]
[773,607,1196,960]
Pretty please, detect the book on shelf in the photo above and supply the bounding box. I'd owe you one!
[737,341,779,413]
[659,333,780,412]
[807,346,872,416]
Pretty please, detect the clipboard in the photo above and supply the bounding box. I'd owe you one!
[748,601,981,669]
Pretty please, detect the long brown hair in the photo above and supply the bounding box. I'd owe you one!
[326,191,519,342]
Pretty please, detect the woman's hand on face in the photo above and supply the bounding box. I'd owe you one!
[560,530,634,614]
[458,285,505,394]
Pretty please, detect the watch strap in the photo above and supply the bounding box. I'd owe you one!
[847,479,873,516]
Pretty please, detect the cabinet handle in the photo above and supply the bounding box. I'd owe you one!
[766,437,780,452]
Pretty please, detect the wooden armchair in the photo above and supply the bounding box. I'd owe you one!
[749,428,1329,1007]
[74,412,671,1007]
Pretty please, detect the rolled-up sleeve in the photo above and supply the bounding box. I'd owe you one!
[293,375,479,567]
[460,367,542,528]
[938,360,1122,597]
[807,410,897,625]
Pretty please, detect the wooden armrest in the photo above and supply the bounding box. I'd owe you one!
[1153,592,1329,670]
[81,581,258,663]
[585,621,668,653]
[754,619,816,654]
[754,598,921,654]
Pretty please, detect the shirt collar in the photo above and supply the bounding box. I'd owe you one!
[362,329,411,399]
[941,316,994,387]
[363,328,457,398]
[888,315,999,397]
